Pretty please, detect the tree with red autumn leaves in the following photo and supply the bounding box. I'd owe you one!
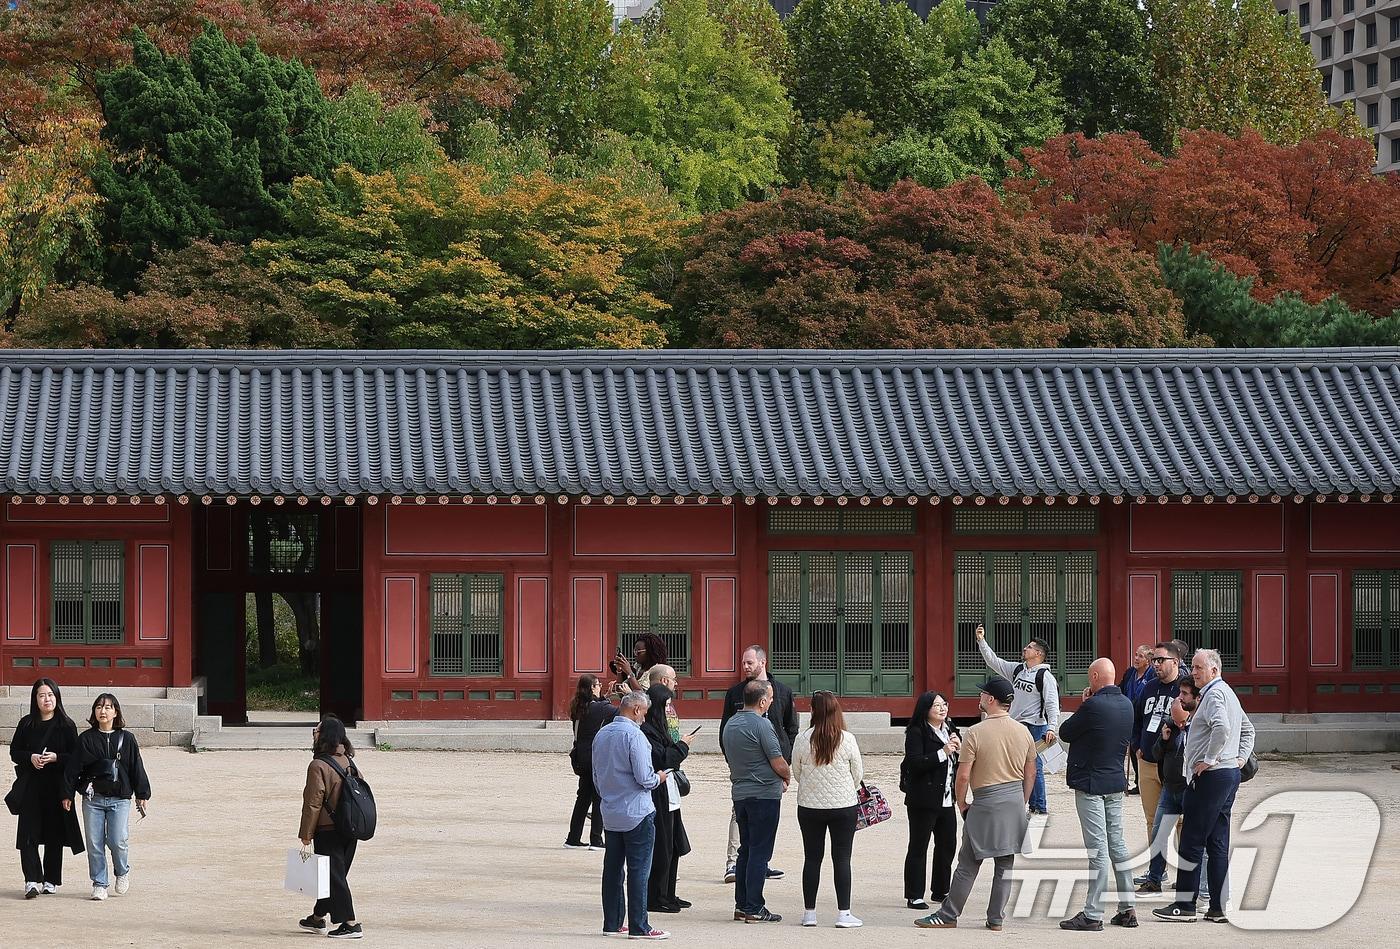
[1006,130,1400,317]
[673,178,1191,350]
[0,0,513,147]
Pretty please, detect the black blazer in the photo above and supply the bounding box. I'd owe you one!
[900,721,960,809]
[1058,685,1134,795]
[719,677,799,762]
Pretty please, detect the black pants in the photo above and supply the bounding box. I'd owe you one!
[567,770,604,846]
[648,809,683,907]
[312,830,357,923]
[20,843,65,886]
[797,805,858,911]
[904,805,958,901]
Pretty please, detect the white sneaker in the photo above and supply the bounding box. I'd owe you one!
[834,911,863,928]
[114,874,130,895]
[91,885,107,901]
[801,910,818,927]
[24,882,39,899]
[41,883,56,895]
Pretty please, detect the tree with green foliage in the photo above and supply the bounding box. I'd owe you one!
[255,163,684,348]
[711,0,791,77]
[599,0,792,212]
[94,24,342,284]
[1145,0,1362,145]
[457,0,615,153]
[332,84,447,175]
[785,0,936,135]
[1158,243,1400,347]
[989,0,1161,144]
[869,36,1063,189]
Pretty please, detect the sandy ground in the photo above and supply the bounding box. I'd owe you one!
[0,747,1396,948]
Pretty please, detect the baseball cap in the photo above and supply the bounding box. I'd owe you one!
[979,675,1014,706]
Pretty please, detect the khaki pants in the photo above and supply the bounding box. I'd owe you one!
[1137,754,1163,846]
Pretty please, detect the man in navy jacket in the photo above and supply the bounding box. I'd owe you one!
[1058,657,1137,931]
[1131,642,1188,854]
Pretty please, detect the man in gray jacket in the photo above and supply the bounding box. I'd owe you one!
[1152,648,1254,925]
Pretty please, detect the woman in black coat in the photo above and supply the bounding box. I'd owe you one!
[8,678,85,898]
[900,691,961,910]
[566,674,616,849]
[640,677,692,914]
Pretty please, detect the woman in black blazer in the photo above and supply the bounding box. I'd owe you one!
[900,691,961,909]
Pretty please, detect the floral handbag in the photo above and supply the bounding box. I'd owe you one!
[854,781,892,831]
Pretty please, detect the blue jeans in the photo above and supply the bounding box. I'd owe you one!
[1026,723,1048,812]
[1074,791,1135,920]
[602,812,655,935]
[734,797,781,915]
[1147,784,1184,883]
[1175,768,1239,913]
[82,795,130,888]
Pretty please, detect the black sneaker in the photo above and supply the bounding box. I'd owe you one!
[907,899,930,910]
[563,840,591,850]
[744,909,782,923]
[649,902,681,914]
[1111,909,1139,928]
[1132,874,1152,885]
[673,898,692,908]
[327,922,363,939]
[1127,786,1140,795]
[765,867,784,880]
[1136,880,1162,894]
[1060,911,1104,931]
[298,915,327,933]
[1152,904,1198,923]
[1203,910,1228,924]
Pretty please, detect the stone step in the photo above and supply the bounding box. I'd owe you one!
[194,726,376,752]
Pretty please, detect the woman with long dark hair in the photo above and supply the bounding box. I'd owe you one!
[8,678,84,898]
[900,691,961,910]
[791,690,864,928]
[566,674,616,849]
[298,716,363,939]
[62,693,152,902]
[608,632,669,694]
[640,666,693,914]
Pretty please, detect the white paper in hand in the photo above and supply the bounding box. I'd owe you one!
[1039,740,1068,775]
[285,848,330,900]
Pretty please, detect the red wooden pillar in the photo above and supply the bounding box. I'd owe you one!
[170,504,194,686]
[1285,501,1310,713]
[360,503,385,722]
[549,504,572,720]
[737,503,761,656]
[1102,502,1131,664]
[923,502,949,696]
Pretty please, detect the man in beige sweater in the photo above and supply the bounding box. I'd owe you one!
[915,676,1036,932]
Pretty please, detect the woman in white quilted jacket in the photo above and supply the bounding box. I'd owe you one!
[790,690,864,929]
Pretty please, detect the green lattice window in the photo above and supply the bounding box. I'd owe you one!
[618,574,691,675]
[51,541,125,645]
[1171,571,1242,672]
[954,551,1096,696]
[953,508,1098,535]
[429,574,503,676]
[1353,570,1400,670]
[248,513,319,574]
[767,508,915,535]
[769,551,913,696]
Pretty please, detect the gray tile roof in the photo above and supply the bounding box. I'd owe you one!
[1,349,1397,498]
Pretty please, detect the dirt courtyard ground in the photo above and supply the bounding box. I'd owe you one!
[1,747,1395,947]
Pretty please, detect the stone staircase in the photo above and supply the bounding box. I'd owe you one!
[0,685,199,747]
[193,717,376,751]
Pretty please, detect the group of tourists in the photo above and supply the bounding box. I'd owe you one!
[570,631,1256,938]
[7,679,151,903]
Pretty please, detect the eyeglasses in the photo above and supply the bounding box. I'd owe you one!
[1151,656,1175,664]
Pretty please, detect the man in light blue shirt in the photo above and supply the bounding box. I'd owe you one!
[593,690,669,939]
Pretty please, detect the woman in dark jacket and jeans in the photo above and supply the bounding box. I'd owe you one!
[640,672,693,913]
[900,691,961,910]
[9,678,85,898]
[566,674,616,849]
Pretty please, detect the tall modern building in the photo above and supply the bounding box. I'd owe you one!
[1275,0,1400,172]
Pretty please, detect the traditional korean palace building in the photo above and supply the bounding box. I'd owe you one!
[1,348,1398,726]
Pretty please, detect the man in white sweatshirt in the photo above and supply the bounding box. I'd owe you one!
[975,625,1061,814]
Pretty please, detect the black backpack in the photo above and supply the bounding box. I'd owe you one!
[1012,663,1050,721]
[319,756,377,842]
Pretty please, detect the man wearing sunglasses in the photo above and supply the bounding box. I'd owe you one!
[1130,641,1190,892]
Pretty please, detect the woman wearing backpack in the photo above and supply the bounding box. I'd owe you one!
[60,693,152,901]
[299,716,362,939]
[9,678,85,898]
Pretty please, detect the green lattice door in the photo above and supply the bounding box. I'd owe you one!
[953,551,1096,696]
[618,574,692,675]
[51,541,125,644]
[769,551,913,696]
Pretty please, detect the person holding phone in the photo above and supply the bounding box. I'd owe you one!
[610,633,669,696]
[61,693,151,902]
[640,666,695,914]
[901,691,961,910]
[9,678,84,899]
